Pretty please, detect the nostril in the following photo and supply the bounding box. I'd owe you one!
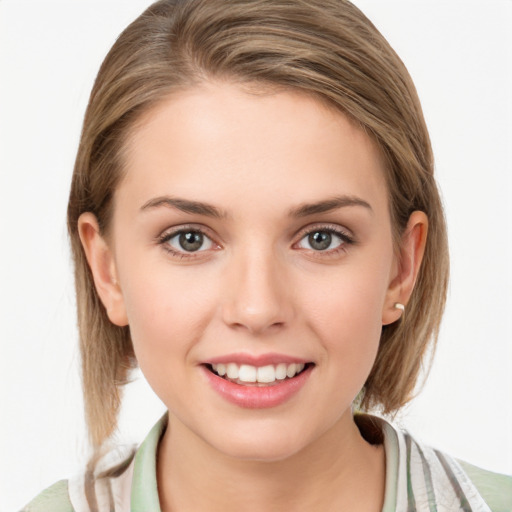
[227,320,286,335]
[220,272,294,334]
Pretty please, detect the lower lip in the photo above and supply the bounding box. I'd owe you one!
[202,365,313,409]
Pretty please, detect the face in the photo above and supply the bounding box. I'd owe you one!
[90,82,406,460]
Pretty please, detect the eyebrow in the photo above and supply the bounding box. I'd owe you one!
[140,194,372,219]
[140,196,227,218]
[288,195,373,217]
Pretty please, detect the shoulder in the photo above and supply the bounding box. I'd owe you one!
[20,479,74,512]
[19,415,167,512]
[20,446,136,512]
[458,459,512,512]
[366,414,511,512]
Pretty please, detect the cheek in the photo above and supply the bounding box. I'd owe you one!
[299,256,391,365]
[118,259,219,368]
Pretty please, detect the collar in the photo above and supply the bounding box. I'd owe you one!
[128,412,489,512]
[128,412,397,512]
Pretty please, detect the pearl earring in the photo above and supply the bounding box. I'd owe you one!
[394,302,405,313]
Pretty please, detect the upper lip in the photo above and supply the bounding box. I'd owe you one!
[204,352,310,366]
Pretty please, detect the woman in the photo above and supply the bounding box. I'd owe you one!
[20,0,511,510]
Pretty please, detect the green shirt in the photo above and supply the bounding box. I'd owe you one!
[21,414,512,512]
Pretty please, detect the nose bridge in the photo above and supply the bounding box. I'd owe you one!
[222,241,292,334]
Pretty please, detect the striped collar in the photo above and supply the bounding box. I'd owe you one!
[378,417,491,512]
[69,413,490,512]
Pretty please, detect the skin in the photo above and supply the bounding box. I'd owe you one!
[79,82,427,511]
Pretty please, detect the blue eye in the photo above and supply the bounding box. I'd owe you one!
[165,230,215,253]
[297,229,348,251]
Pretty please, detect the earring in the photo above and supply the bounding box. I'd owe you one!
[394,302,405,314]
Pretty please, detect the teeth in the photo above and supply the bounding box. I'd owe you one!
[257,365,276,383]
[239,364,257,382]
[286,363,297,378]
[275,363,287,380]
[211,362,307,383]
[226,363,239,379]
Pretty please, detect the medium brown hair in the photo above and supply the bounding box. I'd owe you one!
[68,0,449,449]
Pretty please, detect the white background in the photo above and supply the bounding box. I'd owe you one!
[1,1,511,510]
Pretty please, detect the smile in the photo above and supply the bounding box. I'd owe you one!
[202,359,314,408]
[208,362,308,386]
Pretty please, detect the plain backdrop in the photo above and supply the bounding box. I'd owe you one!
[1,1,511,510]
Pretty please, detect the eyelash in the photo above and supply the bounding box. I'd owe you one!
[156,224,219,260]
[156,223,355,260]
[293,224,355,257]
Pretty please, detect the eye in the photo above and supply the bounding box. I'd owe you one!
[296,228,352,252]
[162,229,216,253]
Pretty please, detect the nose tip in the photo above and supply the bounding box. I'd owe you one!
[228,304,286,335]
[221,255,292,335]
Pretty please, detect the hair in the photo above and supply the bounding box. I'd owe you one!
[67,0,449,449]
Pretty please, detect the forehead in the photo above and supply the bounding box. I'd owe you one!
[118,82,388,217]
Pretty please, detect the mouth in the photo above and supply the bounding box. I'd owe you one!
[205,362,313,387]
[202,357,314,408]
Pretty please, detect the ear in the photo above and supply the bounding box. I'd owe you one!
[78,212,128,327]
[382,211,428,325]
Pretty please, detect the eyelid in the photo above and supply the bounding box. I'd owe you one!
[292,223,356,257]
[156,223,222,257]
[293,223,355,244]
[155,222,354,259]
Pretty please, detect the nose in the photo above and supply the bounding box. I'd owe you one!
[221,247,294,335]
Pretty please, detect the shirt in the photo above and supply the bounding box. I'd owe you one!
[21,414,512,512]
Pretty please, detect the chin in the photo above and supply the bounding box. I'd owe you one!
[219,437,305,463]
[202,419,320,463]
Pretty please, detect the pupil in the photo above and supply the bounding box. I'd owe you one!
[179,232,203,251]
[309,231,331,251]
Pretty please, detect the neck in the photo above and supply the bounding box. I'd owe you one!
[157,412,385,512]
